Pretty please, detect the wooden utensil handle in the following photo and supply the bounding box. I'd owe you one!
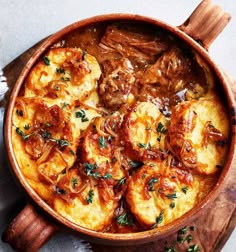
[2,203,57,252]
[179,0,231,50]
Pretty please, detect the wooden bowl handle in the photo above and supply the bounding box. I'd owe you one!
[2,203,58,252]
[179,0,231,50]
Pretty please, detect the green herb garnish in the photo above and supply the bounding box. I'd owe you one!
[69,149,75,155]
[83,162,98,177]
[166,191,177,199]
[71,177,78,187]
[15,127,30,141]
[98,136,107,148]
[117,177,126,186]
[142,173,147,179]
[45,122,51,127]
[83,163,112,180]
[43,56,50,66]
[182,186,188,194]
[186,234,193,244]
[138,143,146,148]
[116,212,133,226]
[60,77,70,82]
[56,67,65,74]
[147,177,159,191]
[75,109,89,122]
[24,124,30,130]
[164,248,177,252]
[129,160,143,168]
[54,185,67,195]
[178,226,187,235]
[177,235,185,243]
[187,244,200,252]
[157,122,167,133]
[86,190,94,204]
[51,138,70,147]
[41,130,52,140]
[101,173,112,179]
[170,201,175,209]
[61,102,69,110]
[156,210,164,224]
[16,109,23,117]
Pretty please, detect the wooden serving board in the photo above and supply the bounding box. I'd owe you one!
[1,41,236,252]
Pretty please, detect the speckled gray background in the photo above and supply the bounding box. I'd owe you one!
[0,0,235,251]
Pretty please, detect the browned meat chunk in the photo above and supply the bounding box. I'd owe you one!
[99,59,136,109]
[139,47,208,101]
[100,24,170,67]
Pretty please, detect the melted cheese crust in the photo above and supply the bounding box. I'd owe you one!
[126,160,216,227]
[12,46,229,232]
[168,99,229,174]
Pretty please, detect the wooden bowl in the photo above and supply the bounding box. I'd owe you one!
[3,0,236,251]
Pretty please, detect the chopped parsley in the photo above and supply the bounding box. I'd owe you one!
[69,149,75,155]
[75,109,89,122]
[83,162,98,177]
[57,139,70,147]
[165,226,199,252]
[147,177,159,191]
[15,127,31,141]
[182,186,188,194]
[156,210,164,224]
[50,138,70,147]
[166,191,177,199]
[60,76,70,82]
[56,67,65,74]
[190,226,195,231]
[23,124,30,130]
[40,129,70,147]
[16,109,23,117]
[129,160,143,169]
[186,234,193,244]
[117,177,126,186]
[98,136,107,148]
[187,244,200,252]
[178,226,187,235]
[83,163,111,180]
[164,248,177,252]
[41,130,52,140]
[138,143,146,148]
[116,212,133,226]
[71,177,78,187]
[142,173,147,179]
[43,56,50,66]
[170,201,175,209]
[45,122,51,127]
[54,185,67,195]
[101,173,112,179]
[61,102,69,110]
[156,122,167,134]
[86,190,94,204]
[177,235,185,243]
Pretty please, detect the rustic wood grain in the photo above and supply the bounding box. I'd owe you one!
[1,42,235,252]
